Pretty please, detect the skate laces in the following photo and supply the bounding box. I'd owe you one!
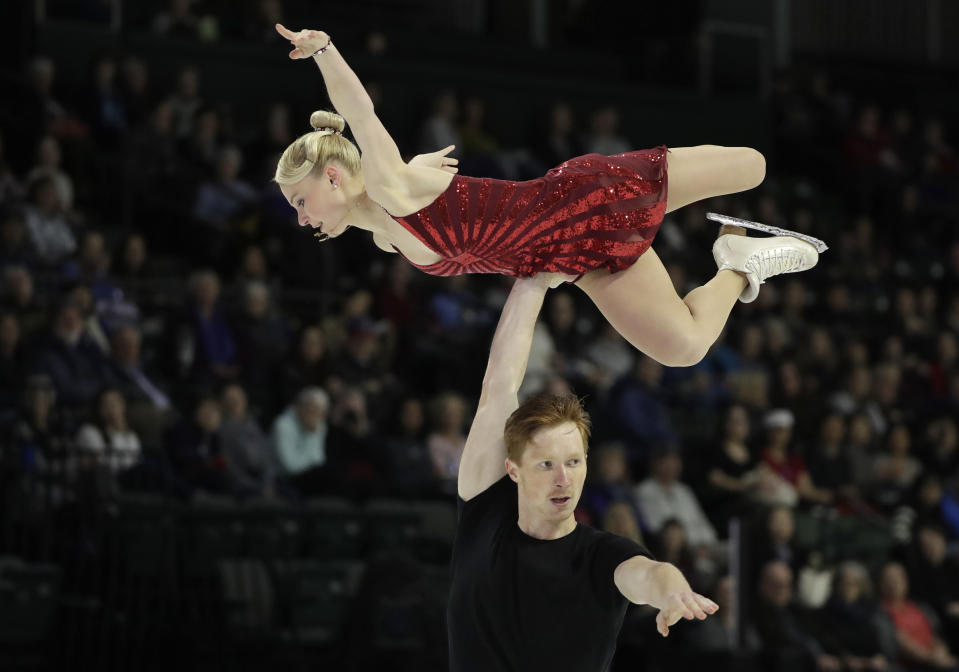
[743,245,808,281]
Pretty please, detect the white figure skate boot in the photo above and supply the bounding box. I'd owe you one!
[712,226,821,304]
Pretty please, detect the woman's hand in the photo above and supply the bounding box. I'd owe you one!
[275,23,331,60]
[410,145,459,174]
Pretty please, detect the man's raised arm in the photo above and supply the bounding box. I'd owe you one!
[457,275,553,501]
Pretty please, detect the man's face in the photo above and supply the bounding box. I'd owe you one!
[507,422,587,524]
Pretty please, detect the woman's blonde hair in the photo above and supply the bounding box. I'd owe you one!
[273,110,361,185]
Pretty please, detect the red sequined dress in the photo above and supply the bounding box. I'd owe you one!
[388,146,668,278]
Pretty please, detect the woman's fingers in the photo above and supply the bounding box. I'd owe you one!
[275,23,296,39]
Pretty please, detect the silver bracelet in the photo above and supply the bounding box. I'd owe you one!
[312,38,332,56]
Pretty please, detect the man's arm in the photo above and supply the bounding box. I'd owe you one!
[613,556,718,637]
[457,276,552,501]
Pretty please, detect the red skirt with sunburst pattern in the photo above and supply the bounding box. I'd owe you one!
[388,146,668,278]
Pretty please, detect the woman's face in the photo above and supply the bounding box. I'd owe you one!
[280,171,353,241]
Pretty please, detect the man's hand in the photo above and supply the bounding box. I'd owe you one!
[654,590,719,637]
[409,145,459,173]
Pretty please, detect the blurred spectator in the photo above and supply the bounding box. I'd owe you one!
[600,500,644,545]
[379,397,434,497]
[705,403,760,529]
[165,394,236,496]
[582,442,640,524]
[687,575,761,658]
[534,102,582,168]
[152,0,200,39]
[245,101,292,182]
[271,387,330,497]
[753,506,804,578]
[375,256,417,329]
[64,283,110,354]
[218,382,274,499]
[585,324,634,393]
[120,57,153,127]
[649,518,712,592]
[458,97,499,162]
[167,65,203,139]
[25,135,73,212]
[35,299,116,410]
[112,233,153,285]
[758,409,833,507]
[544,291,596,390]
[9,374,74,485]
[0,313,27,424]
[905,522,959,647]
[176,269,237,384]
[0,210,32,271]
[23,173,76,266]
[583,107,630,156]
[879,561,958,670]
[807,413,861,510]
[426,391,468,494]
[82,53,128,146]
[923,417,959,477]
[242,0,286,43]
[634,444,717,547]
[815,561,894,671]
[280,325,330,409]
[181,105,222,176]
[753,560,839,672]
[0,134,24,205]
[74,388,142,499]
[603,355,678,467]
[872,424,922,514]
[2,266,47,338]
[419,91,460,154]
[326,385,381,496]
[109,325,171,412]
[192,145,258,228]
[232,280,287,415]
[332,316,391,404]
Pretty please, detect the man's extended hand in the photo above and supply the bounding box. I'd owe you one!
[654,589,719,637]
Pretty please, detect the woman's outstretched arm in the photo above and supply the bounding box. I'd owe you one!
[275,24,407,183]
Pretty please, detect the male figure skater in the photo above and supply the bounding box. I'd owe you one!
[449,273,719,671]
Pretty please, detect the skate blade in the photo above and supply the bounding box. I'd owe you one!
[706,212,829,253]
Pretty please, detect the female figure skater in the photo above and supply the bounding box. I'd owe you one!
[273,24,823,367]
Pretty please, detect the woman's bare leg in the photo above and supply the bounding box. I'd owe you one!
[664,145,766,214]
[576,249,745,366]
[575,145,765,366]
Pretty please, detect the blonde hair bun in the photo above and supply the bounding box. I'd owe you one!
[310,110,346,133]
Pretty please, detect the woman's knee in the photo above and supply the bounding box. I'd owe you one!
[741,147,766,190]
[652,330,710,368]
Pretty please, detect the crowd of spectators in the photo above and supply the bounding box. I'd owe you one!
[1,4,959,670]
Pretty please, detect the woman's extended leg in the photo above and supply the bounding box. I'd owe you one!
[576,248,746,367]
[664,145,766,214]
[575,145,767,366]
